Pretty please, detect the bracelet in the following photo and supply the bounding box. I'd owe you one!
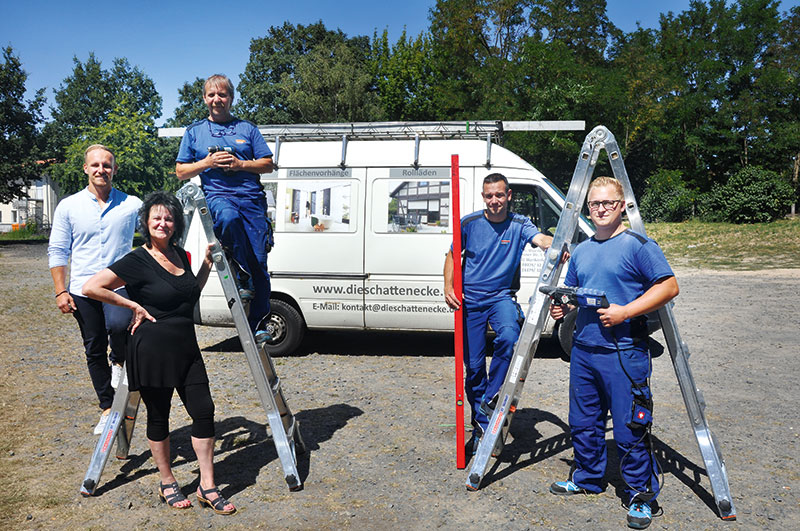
[55,290,68,298]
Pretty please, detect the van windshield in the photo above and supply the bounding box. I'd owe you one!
[540,177,595,233]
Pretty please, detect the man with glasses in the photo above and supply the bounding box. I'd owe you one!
[444,173,553,454]
[547,176,679,530]
[176,74,274,340]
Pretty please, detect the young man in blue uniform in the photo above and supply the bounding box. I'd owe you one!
[48,144,142,434]
[175,74,274,338]
[548,176,679,530]
[444,173,553,453]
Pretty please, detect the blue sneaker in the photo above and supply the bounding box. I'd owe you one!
[254,329,273,346]
[239,287,255,303]
[466,425,483,456]
[627,501,652,529]
[549,480,587,495]
[479,398,495,419]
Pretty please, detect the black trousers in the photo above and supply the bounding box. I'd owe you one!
[139,383,215,441]
[71,288,132,410]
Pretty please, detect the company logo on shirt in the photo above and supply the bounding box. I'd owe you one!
[500,239,510,245]
[235,139,247,143]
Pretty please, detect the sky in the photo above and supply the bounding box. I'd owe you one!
[2,0,799,126]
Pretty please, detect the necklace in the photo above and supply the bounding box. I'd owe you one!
[147,245,183,273]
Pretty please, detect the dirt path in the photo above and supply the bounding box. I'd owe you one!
[1,242,798,529]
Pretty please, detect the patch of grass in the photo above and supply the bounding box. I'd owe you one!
[643,218,800,270]
[0,230,48,241]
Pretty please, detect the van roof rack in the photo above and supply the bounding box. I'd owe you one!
[158,120,585,170]
[158,120,584,141]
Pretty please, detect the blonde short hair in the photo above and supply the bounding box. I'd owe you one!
[204,74,235,100]
[588,176,623,199]
[84,144,115,164]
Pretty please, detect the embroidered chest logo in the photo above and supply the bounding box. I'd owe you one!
[500,239,510,245]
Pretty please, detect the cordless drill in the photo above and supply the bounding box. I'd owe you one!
[539,285,609,309]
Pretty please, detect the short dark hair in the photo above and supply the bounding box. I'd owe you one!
[483,173,509,190]
[139,191,185,248]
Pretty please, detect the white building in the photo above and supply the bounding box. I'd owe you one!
[0,174,60,232]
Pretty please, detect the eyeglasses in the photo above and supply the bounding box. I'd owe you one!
[207,121,236,138]
[587,199,622,210]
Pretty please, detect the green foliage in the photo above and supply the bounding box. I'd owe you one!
[640,169,695,222]
[699,166,795,223]
[278,41,382,123]
[238,21,368,124]
[49,98,172,197]
[0,220,48,240]
[165,77,207,127]
[44,54,162,160]
[0,46,45,203]
[370,30,437,120]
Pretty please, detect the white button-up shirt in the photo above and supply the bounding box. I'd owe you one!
[48,187,143,296]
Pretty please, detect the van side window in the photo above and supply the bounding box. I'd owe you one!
[268,179,356,233]
[378,179,451,234]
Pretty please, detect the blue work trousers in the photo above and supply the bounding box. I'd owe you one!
[568,343,660,504]
[72,287,132,410]
[463,298,523,430]
[207,194,271,331]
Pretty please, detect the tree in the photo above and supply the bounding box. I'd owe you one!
[237,21,369,124]
[165,77,208,128]
[278,41,382,123]
[764,5,800,214]
[370,30,437,121]
[44,54,162,159]
[428,0,533,117]
[0,46,45,203]
[48,97,173,197]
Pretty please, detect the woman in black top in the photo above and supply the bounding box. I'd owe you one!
[84,191,235,515]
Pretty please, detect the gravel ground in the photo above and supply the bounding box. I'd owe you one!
[1,242,798,530]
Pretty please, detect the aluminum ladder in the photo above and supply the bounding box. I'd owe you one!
[464,125,736,521]
[80,182,305,496]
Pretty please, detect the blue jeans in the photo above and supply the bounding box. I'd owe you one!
[568,343,660,504]
[463,298,523,430]
[207,194,272,331]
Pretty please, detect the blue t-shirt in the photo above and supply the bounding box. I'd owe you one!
[566,229,674,350]
[458,211,541,306]
[176,118,272,199]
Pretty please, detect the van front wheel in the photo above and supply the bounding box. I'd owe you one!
[556,310,577,361]
[261,299,305,356]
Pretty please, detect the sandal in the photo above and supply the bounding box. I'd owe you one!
[197,485,236,515]
[158,481,192,509]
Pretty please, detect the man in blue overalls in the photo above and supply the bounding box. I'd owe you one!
[176,74,274,339]
[444,173,553,454]
[548,176,679,530]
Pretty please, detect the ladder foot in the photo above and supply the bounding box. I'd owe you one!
[466,474,481,491]
[285,474,303,491]
[81,479,95,497]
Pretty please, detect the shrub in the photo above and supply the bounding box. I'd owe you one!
[640,169,695,222]
[699,166,795,223]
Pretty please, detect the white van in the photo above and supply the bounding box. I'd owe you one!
[172,123,595,355]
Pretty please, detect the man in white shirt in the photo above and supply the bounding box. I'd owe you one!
[48,144,142,434]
